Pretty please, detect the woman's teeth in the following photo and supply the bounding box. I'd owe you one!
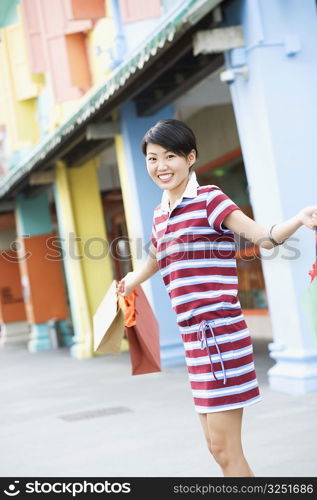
[158,173,173,181]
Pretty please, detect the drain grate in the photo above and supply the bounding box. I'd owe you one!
[59,406,133,421]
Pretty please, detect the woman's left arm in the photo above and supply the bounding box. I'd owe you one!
[223,205,317,249]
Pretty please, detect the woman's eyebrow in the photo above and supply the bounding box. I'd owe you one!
[147,150,169,155]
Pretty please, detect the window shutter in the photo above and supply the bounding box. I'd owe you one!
[66,0,106,21]
[6,23,43,101]
[38,0,91,102]
[119,0,161,23]
[39,0,93,34]
[0,32,11,130]
[65,33,92,89]
[45,35,83,102]
[20,0,46,73]
[0,37,8,127]
[0,28,40,149]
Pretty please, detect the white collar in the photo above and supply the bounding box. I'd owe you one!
[160,171,200,214]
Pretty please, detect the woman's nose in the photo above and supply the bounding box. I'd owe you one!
[157,161,168,171]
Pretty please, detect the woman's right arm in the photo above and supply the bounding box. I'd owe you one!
[117,242,159,296]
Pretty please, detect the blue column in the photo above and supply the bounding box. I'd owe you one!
[118,102,185,366]
[15,191,72,351]
[223,0,317,393]
[15,191,51,351]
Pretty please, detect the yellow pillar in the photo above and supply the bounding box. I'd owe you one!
[55,160,93,359]
[68,158,113,316]
[114,135,141,270]
[55,158,128,358]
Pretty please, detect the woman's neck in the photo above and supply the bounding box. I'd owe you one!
[167,175,190,207]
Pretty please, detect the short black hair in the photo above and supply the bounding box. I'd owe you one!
[141,119,198,168]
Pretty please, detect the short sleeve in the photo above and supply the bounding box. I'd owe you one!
[206,186,241,233]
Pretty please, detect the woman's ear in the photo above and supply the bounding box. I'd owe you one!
[187,149,196,167]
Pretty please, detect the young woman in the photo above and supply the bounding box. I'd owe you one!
[117,119,317,477]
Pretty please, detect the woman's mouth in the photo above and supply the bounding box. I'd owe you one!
[158,173,174,183]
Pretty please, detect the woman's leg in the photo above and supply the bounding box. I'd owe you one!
[198,408,254,477]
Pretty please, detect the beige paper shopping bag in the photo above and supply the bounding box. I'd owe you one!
[93,280,125,354]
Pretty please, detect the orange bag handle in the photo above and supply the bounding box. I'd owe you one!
[117,287,137,327]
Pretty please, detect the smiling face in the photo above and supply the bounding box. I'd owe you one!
[145,143,196,198]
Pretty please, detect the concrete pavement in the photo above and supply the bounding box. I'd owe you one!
[0,338,316,477]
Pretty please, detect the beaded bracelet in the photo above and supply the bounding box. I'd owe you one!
[268,224,286,246]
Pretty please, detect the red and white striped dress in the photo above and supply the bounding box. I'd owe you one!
[151,180,262,413]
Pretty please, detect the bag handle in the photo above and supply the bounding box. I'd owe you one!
[117,289,137,327]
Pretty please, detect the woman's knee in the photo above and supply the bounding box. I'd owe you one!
[205,409,244,466]
[208,437,230,467]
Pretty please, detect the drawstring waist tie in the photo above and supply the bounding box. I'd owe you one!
[197,320,227,385]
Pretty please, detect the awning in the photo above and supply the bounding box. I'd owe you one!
[0,0,222,200]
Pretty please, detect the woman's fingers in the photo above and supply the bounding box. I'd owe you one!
[117,279,126,294]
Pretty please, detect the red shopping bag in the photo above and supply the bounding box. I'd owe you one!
[121,285,161,375]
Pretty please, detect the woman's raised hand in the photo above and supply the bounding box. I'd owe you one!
[297,206,317,230]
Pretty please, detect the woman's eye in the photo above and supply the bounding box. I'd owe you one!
[148,157,156,161]
[167,154,175,159]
